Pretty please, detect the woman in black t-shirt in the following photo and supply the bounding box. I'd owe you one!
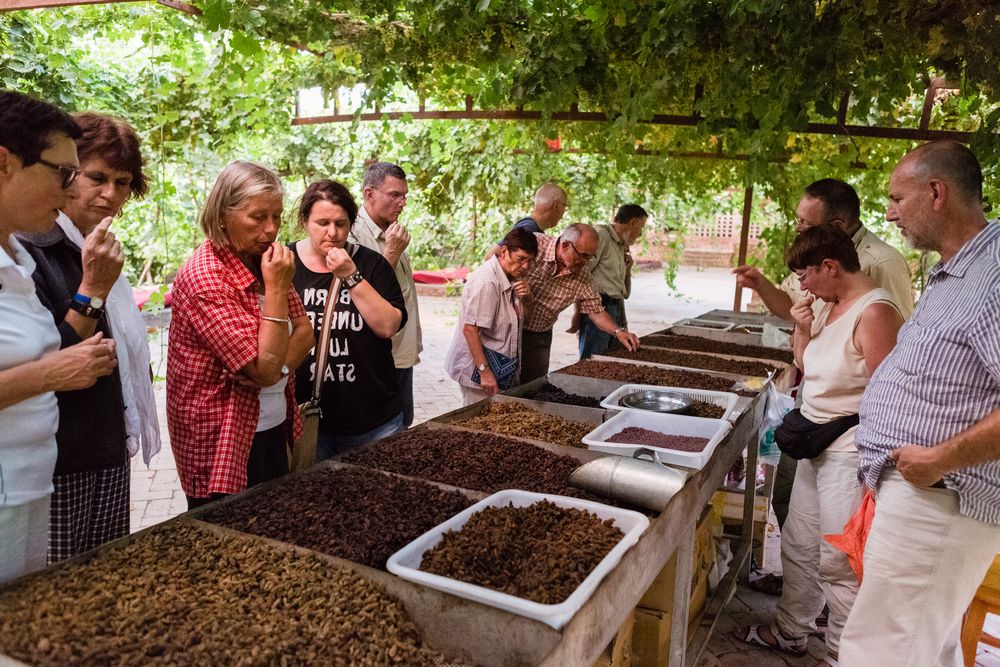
[290,180,407,459]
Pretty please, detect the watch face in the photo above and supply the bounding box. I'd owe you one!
[90,296,105,309]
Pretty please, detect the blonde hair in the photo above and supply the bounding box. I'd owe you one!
[200,160,284,248]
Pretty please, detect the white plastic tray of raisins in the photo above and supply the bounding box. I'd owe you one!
[599,384,741,422]
[581,410,732,470]
[386,489,649,630]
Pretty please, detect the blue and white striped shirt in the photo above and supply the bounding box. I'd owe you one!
[857,221,1000,524]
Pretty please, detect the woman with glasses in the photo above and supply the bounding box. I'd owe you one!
[18,112,163,564]
[446,227,537,404]
[738,224,904,667]
[289,179,407,458]
[0,91,118,581]
[167,161,314,509]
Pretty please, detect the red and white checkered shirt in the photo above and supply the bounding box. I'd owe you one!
[522,233,604,332]
[166,241,304,498]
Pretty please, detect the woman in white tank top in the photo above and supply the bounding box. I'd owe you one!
[739,225,904,666]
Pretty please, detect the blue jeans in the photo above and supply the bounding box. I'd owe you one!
[315,412,405,461]
[578,295,626,359]
[397,366,414,428]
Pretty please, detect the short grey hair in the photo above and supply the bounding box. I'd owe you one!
[559,222,596,245]
[534,182,567,207]
[362,161,407,190]
[907,140,983,205]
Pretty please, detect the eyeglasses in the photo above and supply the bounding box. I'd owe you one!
[795,265,819,282]
[567,241,595,262]
[374,188,407,203]
[36,158,81,189]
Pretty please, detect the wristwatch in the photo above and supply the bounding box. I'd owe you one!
[477,363,488,372]
[69,293,105,319]
[344,271,364,289]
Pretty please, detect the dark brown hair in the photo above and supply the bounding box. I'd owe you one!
[786,224,861,273]
[614,204,648,225]
[0,90,81,166]
[500,227,539,256]
[72,112,148,199]
[803,178,860,225]
[298,179,359,227]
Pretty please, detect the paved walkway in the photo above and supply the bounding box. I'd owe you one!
[130,267,1000,665]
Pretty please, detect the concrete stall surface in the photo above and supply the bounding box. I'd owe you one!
[130,267,1000,666]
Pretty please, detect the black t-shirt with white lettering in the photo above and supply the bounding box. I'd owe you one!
[289,242,407,436]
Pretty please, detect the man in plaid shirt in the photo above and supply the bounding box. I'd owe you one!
[520,223,640,382]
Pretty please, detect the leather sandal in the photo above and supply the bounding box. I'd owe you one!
[735,623,808,657]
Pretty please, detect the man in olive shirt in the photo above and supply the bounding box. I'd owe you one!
[574,204,648,358]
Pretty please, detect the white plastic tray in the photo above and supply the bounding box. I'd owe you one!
[600,384,741,423]
[386,490,649,630]
[582,410,732,470]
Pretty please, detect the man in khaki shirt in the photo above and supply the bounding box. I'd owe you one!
[734,178,914,321]
[349,162,423,427]
[574,204,648,358]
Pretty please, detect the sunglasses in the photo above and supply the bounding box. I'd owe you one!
[36,158,81,189]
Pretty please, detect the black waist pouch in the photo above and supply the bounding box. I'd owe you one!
[774,408,859,460]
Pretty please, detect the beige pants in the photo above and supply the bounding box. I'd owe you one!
[775,450,864,658]
[459,384,490,406]
[839,470,1000,667]
[0,494,50,583]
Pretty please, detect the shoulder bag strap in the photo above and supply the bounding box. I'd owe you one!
[311,274,342,402]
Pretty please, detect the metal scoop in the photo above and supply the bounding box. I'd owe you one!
[569,448,690,512]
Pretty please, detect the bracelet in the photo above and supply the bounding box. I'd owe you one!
[261,316,289,324]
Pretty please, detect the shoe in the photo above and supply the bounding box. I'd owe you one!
[735,623,808,657]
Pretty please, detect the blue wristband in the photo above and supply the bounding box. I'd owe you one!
[72,292,92,305]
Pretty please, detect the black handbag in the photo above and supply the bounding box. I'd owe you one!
[774,408,860,460]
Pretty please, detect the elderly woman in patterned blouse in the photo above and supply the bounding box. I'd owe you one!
[166,161,313,509]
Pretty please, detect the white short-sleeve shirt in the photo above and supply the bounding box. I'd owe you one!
[0,235,61,507]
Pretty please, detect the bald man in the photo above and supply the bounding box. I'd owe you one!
[519,223,639,382]
[485,183,568,261]
[838,141,1000,667]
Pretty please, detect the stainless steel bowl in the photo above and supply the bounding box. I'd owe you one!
[618,389,692,414]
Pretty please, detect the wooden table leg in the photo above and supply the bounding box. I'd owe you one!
[668,523,695,667]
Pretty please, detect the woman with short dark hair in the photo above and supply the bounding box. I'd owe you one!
[0,91,117,581]
[739,224,904,667]
[445,227,537,404]
[290,179,406,459]
[17,111,158,564]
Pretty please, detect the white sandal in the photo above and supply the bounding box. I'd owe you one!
[736,623,808,656]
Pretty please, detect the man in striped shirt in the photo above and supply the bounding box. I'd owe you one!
[839,141,1000,667]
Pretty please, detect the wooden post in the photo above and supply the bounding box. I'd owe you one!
[732,185,753,312]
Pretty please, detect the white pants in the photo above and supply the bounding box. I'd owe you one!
[460,384,490,406]
[839,470,1000,667]
[775,450,863,658]
[0,495,50,583]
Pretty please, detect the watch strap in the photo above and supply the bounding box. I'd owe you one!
[68,298,104,319]
[344,271,364,289]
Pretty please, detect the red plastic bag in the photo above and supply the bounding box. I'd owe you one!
[824,489,876,583]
